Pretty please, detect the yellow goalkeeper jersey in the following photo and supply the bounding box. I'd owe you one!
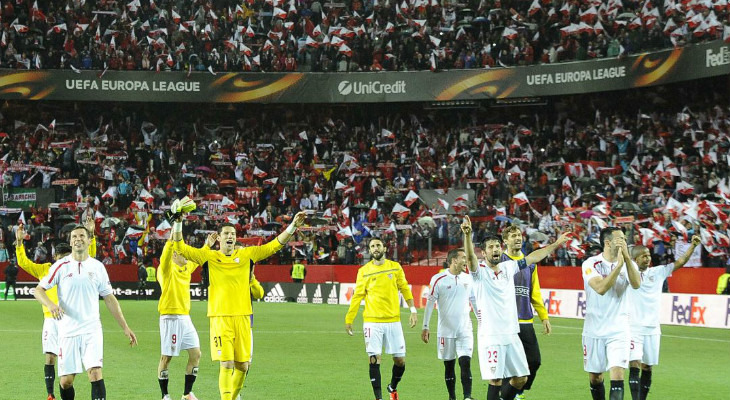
[17,238,96,318]
[173,239,283,317]
[157,241,202,315]
[345,259,414,324]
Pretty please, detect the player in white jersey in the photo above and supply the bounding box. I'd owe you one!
[581,227,640,400]
[422,248,478,400]
[34,225,138,400]
[627,235,700,400]
[462,216,571,400]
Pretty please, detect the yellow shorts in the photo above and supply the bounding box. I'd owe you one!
[209,315,253,363]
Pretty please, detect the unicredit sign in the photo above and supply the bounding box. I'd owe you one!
[337,80,406,96]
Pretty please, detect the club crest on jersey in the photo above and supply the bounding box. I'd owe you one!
[234,257,240,263]
[388,274,393,279]
[648,275,655,282]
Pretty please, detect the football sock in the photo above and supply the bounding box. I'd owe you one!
[219,367,234,400]
[184,373,197,395]
[389,364,405,390]
[458,356,472,398]
[158,369,169,396]
[487,384,502,400]
[639,370,652,400]
[443,359,456,399]
[590,381,606,400]
[44,364,55,395]
[609,380,624,400]
[628,367,640,400]
[369,363,382,400]
[501,382,519,400]
[59,385,74,400]
[230,368,246,400]
[90,379,106,400]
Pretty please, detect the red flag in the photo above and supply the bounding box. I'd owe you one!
[404,190,420,206]
[513,192,529,206]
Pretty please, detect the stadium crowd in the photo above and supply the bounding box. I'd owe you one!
[0,0,725,73]
[0,78,729,269]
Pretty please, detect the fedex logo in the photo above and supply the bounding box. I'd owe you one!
[576,291,587,317]
[543,291,562,316]
[671,296,706,325]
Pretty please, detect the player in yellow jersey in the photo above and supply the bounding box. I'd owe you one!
[169,196,306,400]
[15,216,97,400]
[345,237,418,400]
[156,228,217,400]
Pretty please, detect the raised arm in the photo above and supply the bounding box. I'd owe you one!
[15,226,49,279]
[275,211,307,245]
[524,232,572,265]
[461,216,479,278]
[84,213,97,258]
[102,294,138,346]
[672,235,701,272]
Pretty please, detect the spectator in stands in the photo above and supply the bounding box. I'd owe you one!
[4,258,18,300]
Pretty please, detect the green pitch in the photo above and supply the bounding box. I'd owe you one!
[1,300,727,399]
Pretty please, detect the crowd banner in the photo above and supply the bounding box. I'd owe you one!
[2,188,36,208]
[539,289,730,329]
[0,41,729,103]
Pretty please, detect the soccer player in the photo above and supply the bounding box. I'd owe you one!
[627,235,701,400]
[461,216,570,400]
[345,237,418,400]
[157,229,218,400]
[15,218,97,400]
[422,248,477,400]
[169,197,306,400]
[582,227,640,400]
[500,225,552,399]
[34,224,137,400]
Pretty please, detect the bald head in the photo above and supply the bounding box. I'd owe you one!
[631,245,648,259]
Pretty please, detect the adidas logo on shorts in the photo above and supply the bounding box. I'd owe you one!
[327,285,339,305]
[297,285,308,303]
[264,284,286,303]
[312,285,323,304]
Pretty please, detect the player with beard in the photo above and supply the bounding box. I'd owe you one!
[170,196,306,400]
[345,237,418,400]
[500,225,552,400]
[627,235,700,400]
[462,216,570,400]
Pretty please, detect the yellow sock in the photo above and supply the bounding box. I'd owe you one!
[231,368,247,400]
[219,367,235,400]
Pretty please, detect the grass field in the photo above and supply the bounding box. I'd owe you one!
[0,300,728,400]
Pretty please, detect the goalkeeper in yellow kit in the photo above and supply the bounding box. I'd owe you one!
[345,237,418,400]
[168,196,306,400]
[15,217,97,400]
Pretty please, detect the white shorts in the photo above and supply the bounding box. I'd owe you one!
[58,329,104,376]
[363,322,406,357]
[42,318,59,355]
[630,334,661,366]
[582,335,630,373]
[477,334,529,380]
[160,315,201,357]
[438,333,474,360]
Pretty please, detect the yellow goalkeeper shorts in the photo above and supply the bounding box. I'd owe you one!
[209,315,252,363]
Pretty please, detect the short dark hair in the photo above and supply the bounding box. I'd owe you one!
[55,243,72,255]
[482,234,502,247]
[368,237,384,246]
[70,225,90,236]
[599,227,621,248]
[446,248,465,266]
[217,223,237,234]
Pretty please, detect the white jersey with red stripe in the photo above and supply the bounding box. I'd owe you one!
[40,255,113,338]
[423,270,475,338]
[581,253,632,339]
[471,259,526,344]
